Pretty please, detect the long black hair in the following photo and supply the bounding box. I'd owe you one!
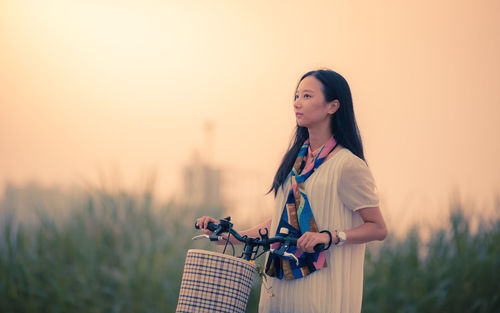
[268,69,365,197]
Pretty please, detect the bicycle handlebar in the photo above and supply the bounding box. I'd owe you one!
[195,219,325,256]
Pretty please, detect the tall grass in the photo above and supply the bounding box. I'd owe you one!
[0,189,214,313]
[363,205,500,313]
[1,188,498,312]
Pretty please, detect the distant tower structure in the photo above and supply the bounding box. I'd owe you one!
[203,120,215,165]
[182,121,224,214]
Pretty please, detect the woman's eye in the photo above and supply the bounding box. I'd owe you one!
[294,94,311,100]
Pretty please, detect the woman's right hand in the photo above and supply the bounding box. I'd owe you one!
[196,216,218,235]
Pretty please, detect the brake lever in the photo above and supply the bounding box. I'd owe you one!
[192,234,209,241]
[192,234,226,241]
[270,248,299,265]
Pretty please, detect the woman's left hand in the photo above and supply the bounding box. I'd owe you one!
[297,231,332,253]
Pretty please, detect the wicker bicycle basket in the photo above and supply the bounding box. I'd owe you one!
[176,249,257,313]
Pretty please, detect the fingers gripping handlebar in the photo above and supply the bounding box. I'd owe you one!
[194,221,218,232]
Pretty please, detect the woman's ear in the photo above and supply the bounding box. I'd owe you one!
[327,99,340,115]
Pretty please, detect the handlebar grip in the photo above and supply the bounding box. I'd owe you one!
[194,221,218,232]
[314,243,325,252]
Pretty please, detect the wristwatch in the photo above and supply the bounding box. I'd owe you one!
[335,230,347,246]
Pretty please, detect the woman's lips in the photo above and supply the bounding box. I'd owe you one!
[295,112,303,116]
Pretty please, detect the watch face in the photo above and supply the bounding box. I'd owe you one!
[339,231,346,242]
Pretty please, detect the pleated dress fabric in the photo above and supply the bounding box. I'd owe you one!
[258,148,380,313]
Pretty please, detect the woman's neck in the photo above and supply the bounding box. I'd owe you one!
[307,122,333,151]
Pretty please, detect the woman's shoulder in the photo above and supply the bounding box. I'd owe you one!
[336,148,375,188]
[324,145,358,164]
[324,146,368,173]
[315,147,353,178]
[324,144,347,162]
[345,150,370,172]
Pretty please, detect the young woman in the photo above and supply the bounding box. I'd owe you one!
[196,69,387,313]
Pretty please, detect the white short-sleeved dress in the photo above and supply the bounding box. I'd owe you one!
[258,148,380,313]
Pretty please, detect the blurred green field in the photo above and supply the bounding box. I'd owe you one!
[1,188,499,312]
[363,204,500,313]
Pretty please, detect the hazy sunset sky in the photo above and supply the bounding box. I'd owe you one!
[1,0,499,232]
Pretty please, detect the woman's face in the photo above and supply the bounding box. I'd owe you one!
[294,75,338,129]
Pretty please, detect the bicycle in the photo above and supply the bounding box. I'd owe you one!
[175,217,325,313]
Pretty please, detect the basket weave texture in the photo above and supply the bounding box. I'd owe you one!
[176,249,257,313]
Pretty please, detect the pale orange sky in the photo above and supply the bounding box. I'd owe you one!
[1,0,499,233]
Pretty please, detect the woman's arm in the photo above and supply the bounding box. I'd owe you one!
[297,206,387,252]
[344,206,387,244]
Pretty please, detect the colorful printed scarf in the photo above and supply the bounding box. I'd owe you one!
[265,136,338,280]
